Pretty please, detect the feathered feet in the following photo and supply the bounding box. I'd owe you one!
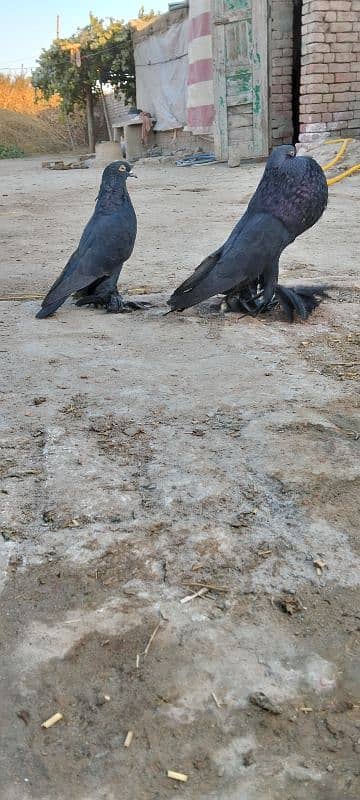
[75,289,149,313]
[224,284,330,322]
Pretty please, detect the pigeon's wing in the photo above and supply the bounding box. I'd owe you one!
[37,211,135,318]
[169,213,288,311]
[248,156,328,238]
[169,207,254,302]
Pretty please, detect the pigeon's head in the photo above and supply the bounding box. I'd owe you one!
[267,144,296,168]
[101,160,137,186]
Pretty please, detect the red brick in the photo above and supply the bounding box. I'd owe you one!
[329,22,353,32]
[348,117,360,127]
[303,32,326,44]
[350,61,360,70]
[303,11,327,24]
[307,1,330,9]
[304,121,328,132]
[329,82,351,91]
[334,52,354,61]
[306,103,328,112]
[301,72,329,83]
[272,67,282,76]
[331,42,354,51]
[304,64,330,75]
[327,101,349,111]
[350,80,360,90]
[327,121,343,129]
[336,32,358,41]
[333,110,354,120]
[307,21,329,34]
[300,94,323,105]
[352,0,360,8]
[300,83,330,93]
[324,53,336,62]
[333,90,355,100]
[323,93,334,101]
[329,62,360,71]
[302,43,330,54]
[272,49,283,57]
[325,33,337,42]
[334,72,353,81]
[301,53,325,65]
[322,113,333,121]
[343,13,359,22]
[352,22,360,30]
[324,11,337,21]
[353,43,360,51]
[272,56,293,67]
[329,0,351,7]
[300,113,324,124]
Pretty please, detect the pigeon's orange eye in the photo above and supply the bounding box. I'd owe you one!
[118,164,126,172]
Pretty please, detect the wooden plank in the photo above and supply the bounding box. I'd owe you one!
[224,19,252,70]
[226,91,252,107]
[228,112,253,129]
[229,103,252,115]
[251,0,269,156]
[228,140,255,167]
[214,10,251,26]
[212,0,228,161]
[228,125,254,143]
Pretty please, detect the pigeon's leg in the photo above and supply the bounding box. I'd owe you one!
[105,290,148,314]
[101,269,149,314]
[224,281,262,316]
[76,269,149,313]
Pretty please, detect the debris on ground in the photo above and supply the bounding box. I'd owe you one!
[167,770,188,782]
[42,159,89,170]
[41,712,63,729]
[249,692,283,715]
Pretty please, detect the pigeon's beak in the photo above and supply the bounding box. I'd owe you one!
[128,171,137,178]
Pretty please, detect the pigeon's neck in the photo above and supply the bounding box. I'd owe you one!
[95,182,130,213]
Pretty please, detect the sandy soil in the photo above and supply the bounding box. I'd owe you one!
[0,150,359,800]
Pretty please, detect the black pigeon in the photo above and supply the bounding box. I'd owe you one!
[168,145,329,321]
[36,160,141,318]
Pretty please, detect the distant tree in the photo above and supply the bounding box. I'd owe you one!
[138,5,157,20]
[32,15,135,152]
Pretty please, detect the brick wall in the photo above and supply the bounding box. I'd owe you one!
[299,0,360,141]
[271,0,294,146]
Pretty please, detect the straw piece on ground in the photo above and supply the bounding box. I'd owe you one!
[143,622,161,656]
[41,712,63,729]
[124,731,134,748]
[180,587,208,604]
[211,691,222,709]
[167,770,188,782]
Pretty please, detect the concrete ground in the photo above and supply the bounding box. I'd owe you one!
[0,149,359,800]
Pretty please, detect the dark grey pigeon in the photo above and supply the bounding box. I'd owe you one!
[36,160,142,318]
[168,145,329,322]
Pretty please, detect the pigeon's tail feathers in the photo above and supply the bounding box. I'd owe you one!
[275,283,329,321]
[168,249,222,311]
[36,298,67,319]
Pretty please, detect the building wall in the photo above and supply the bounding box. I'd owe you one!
[299,0,360,141]
[270,0,294,146]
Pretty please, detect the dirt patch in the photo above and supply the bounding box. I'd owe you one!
[0,154,359,799]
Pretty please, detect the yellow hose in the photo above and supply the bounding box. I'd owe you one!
[321,137,360,186]
[327,163,360,186]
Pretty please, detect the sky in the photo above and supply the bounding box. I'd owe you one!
[0,1,170,75]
